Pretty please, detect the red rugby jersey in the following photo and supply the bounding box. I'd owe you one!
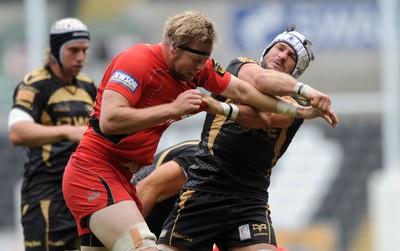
[80,43,231,166]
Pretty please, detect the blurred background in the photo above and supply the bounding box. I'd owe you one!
[0,0,399,250]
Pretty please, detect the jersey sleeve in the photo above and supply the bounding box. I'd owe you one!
[226,57,258,77]
[12,82,44,122]
[196,58,231,94]
[104,46,148,107]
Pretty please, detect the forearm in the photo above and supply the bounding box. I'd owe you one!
[9,122,73,147]
[251,69,298,96]
[237,85,299,117]
[235,104,294,129]
[221,75,299,115]
[101,89,203,135]
[100,103,179,135]
[136,182,158,218]
[238,64,332,113]
[136,161,186,217]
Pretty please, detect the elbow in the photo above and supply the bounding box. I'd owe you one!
[8,131,23,146]
[99,120,115,135]
[99,116,124,135]
[252,73,265,92]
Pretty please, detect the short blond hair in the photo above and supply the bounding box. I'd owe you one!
[163,11,219,49]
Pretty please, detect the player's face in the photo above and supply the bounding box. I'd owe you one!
[170,41,212,82]
[262,42,296,74]
[60,41,90,78]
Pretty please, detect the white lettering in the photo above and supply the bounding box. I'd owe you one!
[111,71,139,92]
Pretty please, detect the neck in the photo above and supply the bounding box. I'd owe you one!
[161,41,172,69]
[50,62,73,84]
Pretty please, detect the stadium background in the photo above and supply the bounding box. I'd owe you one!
[0,0,398,250]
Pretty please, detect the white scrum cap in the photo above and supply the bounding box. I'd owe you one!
[261,26,314,78]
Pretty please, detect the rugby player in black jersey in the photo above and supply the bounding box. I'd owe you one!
[8,18,96,251]
[132,25,338,251]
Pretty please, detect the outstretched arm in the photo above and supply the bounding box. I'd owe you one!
[234,105,294,129]
[238,63,332,113]
[205,75,338,127]
[201,93,338,128]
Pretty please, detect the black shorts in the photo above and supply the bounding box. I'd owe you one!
[157,190,276,250]
[21,199,79,251]
[146,195,179,238]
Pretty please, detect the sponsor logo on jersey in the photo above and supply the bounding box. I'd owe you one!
[110,70,139,93]
[212,59,226,77]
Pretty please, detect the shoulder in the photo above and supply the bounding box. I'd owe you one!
[236,57,258,64]
[229,57,258,66]
[76,72,94,84]
[113,43,159,71]
[22,67,51,86]
[227,57,258,76]
[122,43,157,58]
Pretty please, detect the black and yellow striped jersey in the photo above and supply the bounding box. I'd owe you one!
[11,65,96,203]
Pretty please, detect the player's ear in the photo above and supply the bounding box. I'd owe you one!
[169,43,179,55]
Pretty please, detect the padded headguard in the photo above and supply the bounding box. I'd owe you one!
[50,17,90,68]
[260,25,314,78]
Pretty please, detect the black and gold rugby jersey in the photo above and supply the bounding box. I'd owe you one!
[183,57,309,201]
[11,65,96,203]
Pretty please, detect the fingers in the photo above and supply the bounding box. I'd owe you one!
[298,106,339,129]
[321,109,339,128]
[308,91,332,113]
[311,96,331,113]
[174,89,203,114]
[321,114,333,127]
[327,109,339,128]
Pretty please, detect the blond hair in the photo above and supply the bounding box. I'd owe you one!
[163,11,219,49]
[44,48,57,66]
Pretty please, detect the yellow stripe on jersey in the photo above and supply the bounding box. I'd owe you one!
[23,67,51,85]
[155,140,199,168]
[48,87,95,105]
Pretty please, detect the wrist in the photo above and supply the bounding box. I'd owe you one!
[229,103,239,120]
[294,82,313,98]
[293,82,304,95]
[276,99,297,117]
[220,102,239,120]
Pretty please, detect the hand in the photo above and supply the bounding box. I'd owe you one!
[200,94,223,115]
[305,89,332,114]
[172,89,202,115]
[296,83,332,113]
[322,109,339,128]
[63,125,88,143]
[296,106,339,128]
